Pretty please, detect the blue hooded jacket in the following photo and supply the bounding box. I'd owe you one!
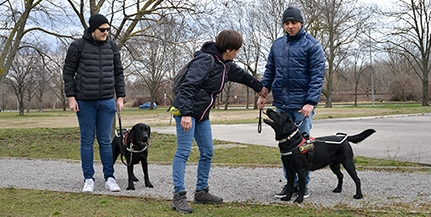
[261,26,325,109]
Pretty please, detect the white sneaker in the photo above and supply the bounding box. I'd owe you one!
[105,177,120,192]
[82,179,94,193]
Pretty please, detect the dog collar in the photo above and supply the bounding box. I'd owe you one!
[277,129,299,143]
[123,131,148,153]
[126,145,147,153]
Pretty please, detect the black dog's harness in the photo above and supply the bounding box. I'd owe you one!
[278,130,349,169]
[116,111,147,167]
[278,131,315,169]
[116,131,148,153]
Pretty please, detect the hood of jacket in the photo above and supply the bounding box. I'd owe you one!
[199,41,224,62]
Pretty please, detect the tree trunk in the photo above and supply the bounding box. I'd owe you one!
[422,79,429,106]
[354,83,358,106]
[325,78,333,108]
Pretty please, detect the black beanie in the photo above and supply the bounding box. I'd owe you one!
[88,14,109,33]
[282,6,304,23]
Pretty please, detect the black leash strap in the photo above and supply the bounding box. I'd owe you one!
[117,110,123,140]
[258,109,262,133]
[117,110,131,166]
[296,117,307,128]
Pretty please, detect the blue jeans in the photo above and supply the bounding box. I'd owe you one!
[172,116,213,193]
[77,99,117,181]
[276,107,314,187]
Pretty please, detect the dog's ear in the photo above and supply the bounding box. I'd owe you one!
[147,125,151,139]
[128,127,135,139]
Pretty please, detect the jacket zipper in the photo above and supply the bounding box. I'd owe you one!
[198,57,225,121]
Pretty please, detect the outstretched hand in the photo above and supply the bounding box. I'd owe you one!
[257,87,269,110]
[259,87,269,98]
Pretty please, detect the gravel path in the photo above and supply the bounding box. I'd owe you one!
[1,158,430,209]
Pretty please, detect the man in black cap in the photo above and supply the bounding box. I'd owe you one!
[63,14,125,193]
[258,6,326,200]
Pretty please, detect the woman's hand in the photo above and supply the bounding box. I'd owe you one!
[181,116,192,132]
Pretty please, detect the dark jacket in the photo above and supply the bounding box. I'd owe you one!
[261,26,325,109]
[63,28,126,101]
[173,41,263,122]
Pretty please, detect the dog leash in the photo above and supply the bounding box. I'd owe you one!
[117,110,133,166]
[296,117,307,128]
[258,109,262,133]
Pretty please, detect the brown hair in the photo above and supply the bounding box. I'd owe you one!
[215,30,243,52]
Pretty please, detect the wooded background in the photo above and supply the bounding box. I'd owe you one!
[0,0,430,115]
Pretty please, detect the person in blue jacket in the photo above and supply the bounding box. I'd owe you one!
[258,6,326,199]
[170,30,268,213]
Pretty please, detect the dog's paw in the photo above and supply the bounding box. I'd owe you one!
[146,183,154,188]
[353,194,363,199]
[126,186,135,190]
[293,197,304,204]
[280,196,291,201]
[332,187,342,193]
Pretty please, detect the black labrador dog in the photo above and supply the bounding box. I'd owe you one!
[263,109,375,203]
[112,123,154,190]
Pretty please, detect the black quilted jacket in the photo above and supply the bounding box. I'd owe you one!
[63,28,126,101]
[173,41,263,121]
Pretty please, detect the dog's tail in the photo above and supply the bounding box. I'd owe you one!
[347,129,376,143]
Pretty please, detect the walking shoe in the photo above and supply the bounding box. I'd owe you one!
[292,186,309,198]
[82,178,94,193]
[105,177,120,192]
[193,187,223,204]
[304,187,310,198]
[171,191,193,213]
[275,184,288,198]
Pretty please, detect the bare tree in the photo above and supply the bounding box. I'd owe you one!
[0,0,43,88]
[346,46,369,106]
[383,0,431,106]
[227,0,275,109]
[382,46,419,101]
[255,0,292,58]
[299,0,373,107]
[129,18,180,109]
[7,49,39,115]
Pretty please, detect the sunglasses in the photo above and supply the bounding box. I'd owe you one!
[98,27,110,33]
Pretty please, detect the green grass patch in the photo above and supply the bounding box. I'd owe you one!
[1,188,429,217]
[0,127,425,169]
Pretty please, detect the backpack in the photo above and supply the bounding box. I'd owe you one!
[173,54,215,95]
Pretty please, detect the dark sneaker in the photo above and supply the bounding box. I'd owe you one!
[171,191,193,213]
[193,187,223,204]
[275,184,288,198]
